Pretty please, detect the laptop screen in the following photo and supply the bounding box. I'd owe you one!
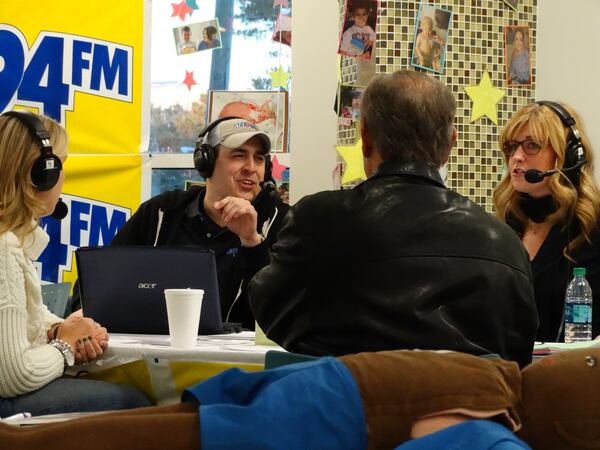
[76,246,223,335]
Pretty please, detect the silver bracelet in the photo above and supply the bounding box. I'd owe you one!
[49,339,75,368]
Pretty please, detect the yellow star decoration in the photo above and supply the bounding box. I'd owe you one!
[269,65,291,89]
[464,71,505,125]
[336,138,366,184]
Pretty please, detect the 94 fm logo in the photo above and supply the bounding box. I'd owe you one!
[37,195,131,283]
[0,24,132,121]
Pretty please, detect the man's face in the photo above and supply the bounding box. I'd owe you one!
[208,136,267,202]
[183,30,190,41]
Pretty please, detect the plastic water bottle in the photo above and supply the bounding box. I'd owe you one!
[564,267,593,343]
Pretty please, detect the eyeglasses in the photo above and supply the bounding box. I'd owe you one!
[501,139,543,157]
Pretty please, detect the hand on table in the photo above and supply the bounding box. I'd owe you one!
[56,315,109,364]
[74,336,104,364]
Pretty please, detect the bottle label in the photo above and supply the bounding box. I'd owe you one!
[565,303,592,324]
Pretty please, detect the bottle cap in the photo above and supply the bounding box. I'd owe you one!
[574,267,586,277]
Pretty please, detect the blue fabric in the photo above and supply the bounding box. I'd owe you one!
[0,378,151,417]
[395,420,531,450]
[183,357,367,450]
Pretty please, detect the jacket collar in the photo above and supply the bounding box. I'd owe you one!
[365,159,446,188]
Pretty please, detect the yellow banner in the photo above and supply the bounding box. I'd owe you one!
[38,155,143,285]
[0,0,149,154]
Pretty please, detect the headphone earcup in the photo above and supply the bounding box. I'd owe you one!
[564,139,583,186]
[193,144,216,178]
[31,154,62,191]
[564,138,580,169]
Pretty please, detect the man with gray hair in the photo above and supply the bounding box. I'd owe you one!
[249,70,538,367]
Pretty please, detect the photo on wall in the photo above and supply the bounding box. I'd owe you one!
[410,3,452,74]
[337,85,365,126]
[272,13,292,47]
[172,19,222,56]
[338,0,379,61]
[505,25,531,86]
[207,90,289,152]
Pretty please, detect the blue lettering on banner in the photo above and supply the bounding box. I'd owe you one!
[37,194,131,283]
[0,25,133,122]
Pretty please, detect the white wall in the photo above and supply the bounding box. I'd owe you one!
[289,2,340,203]
[537,1,600,181]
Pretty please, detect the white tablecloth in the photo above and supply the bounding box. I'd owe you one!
[80,331,284,404]
[93,331,282,369]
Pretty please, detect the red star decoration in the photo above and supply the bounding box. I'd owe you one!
[270,155,288,181]
[183,71,196,90]
[171,1,193,21]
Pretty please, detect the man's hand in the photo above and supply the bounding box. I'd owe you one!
[214,196,263,247]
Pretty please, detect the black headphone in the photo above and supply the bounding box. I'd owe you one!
[193,116,272,181]
[538,101,586,184]
[1,110,63,191]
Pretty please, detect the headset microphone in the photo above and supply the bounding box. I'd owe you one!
[524,160,587,184]
[524,168,557,183]
[50,198,69,220]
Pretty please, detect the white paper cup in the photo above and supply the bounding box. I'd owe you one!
[164,288,204,348]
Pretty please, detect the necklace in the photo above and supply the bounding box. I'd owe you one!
[524,220,551,239]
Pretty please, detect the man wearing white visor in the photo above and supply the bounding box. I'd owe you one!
[71,117,289,330]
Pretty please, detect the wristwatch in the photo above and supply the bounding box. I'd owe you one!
[49,339,75,368]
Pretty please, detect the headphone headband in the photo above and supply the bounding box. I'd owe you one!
[537,101,583,150]
[537,101,576,128]
[536,101,586,185]
[2,110,52,151]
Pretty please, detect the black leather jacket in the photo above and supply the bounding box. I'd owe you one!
[249,160,538,367]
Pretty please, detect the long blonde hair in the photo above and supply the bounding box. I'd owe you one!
[0,113,68,240]
[493,102,600,251]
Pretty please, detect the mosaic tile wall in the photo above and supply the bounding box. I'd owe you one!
[338,0,537,212]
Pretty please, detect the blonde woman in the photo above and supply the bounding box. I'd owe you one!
[0,111,149,417]
[493,101,600,342]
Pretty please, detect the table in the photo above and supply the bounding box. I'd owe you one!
[79,332,284,405]
[533,339,600,358]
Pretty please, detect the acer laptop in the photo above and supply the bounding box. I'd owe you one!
[76,246,223,335]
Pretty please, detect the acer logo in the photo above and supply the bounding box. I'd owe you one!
[138,283,157,289]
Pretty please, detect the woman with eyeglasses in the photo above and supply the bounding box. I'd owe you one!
[493,102,600,342]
